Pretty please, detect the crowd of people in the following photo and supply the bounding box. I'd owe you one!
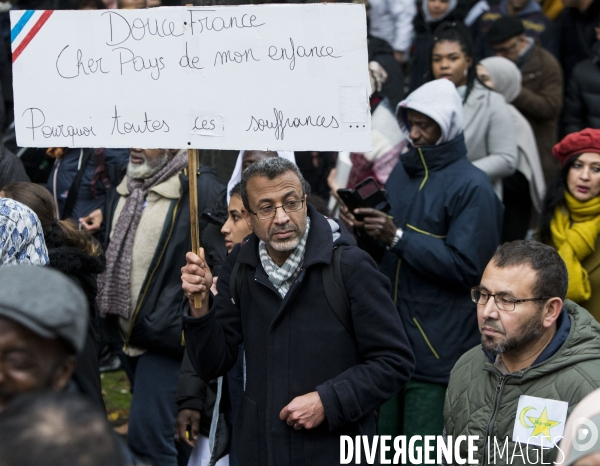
[2,0,600,465]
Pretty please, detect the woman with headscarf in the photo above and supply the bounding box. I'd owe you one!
[0,197,48,266]
[477,56,546,241]
[409,0,466,92]
[538,129,600,322]
[429,21,518,199]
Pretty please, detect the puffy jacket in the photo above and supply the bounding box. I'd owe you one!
[564,42,600,135]
[103,166,226,358]
[379,134,503,384]
[444,301,600,465]
[184,205,415,466]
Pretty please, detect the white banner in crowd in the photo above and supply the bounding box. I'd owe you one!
[10,5,372,151]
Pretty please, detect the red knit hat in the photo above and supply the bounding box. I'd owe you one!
[553,128,600,166]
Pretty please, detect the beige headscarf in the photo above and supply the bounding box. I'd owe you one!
[479,56,546,212]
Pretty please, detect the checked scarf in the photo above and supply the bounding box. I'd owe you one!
[259,217,310,298]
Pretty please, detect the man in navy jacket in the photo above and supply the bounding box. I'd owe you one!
[341,79,504,459]
[182,157,415,466]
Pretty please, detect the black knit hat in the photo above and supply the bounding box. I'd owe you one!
[486,16,525,44]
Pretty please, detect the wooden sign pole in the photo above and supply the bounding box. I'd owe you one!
[188,148,203,309]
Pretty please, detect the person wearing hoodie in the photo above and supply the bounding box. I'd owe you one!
[340,78,503,459]
[477,56,546,241]
[444,240,600,465]
[181,156,415,466]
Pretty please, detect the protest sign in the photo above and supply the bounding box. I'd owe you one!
[11,4,372,151]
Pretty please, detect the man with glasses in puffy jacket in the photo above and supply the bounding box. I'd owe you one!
[444,240,600,465]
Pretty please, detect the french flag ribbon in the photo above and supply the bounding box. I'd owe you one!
[11,10,54,64]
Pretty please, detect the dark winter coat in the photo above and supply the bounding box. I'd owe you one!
[46,230,106,411]
[183,205,415,466]
[368,36,405,110]
[103,166,226,358]
[556,0,600,83]
[379,134,503,384]
[472,0,554,61]
[513,44,564,184]
[47,148,129,221]
[564,42,600,135]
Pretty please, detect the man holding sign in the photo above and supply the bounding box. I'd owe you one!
[181,157,414,465]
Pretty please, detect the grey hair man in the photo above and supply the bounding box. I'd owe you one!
[181,156,415,466]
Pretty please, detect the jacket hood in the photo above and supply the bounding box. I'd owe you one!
[421,0,458,22]
[400,133,467,178]
[397,79,464,145]
[46,229,106,276]
[48,246,106,276]
[503,301,600,383]
[479,56,522,103]
[500,0,542,16]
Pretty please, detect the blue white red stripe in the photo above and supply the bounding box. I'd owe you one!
[11,10,54,63]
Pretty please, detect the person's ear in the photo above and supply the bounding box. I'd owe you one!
[51,356,77,391]
[242,208,253,231]
[542,298,563,328]
[465,56,473,70]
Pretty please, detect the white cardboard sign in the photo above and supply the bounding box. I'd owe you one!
[10,4,372,151]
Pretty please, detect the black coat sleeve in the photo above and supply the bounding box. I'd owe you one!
[183,248,243,383]
[314,247,415,430]
[563,69,585,134]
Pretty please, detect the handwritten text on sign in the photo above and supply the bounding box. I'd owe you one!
[11,5,372,151]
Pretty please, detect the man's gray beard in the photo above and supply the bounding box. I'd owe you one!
[481,310,544,355]
[127,151,170,180]
[264,216,307,252]
[267,236,301,252]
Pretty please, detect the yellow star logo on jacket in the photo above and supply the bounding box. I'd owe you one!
[512,395,569,447]
[527,407,561,439]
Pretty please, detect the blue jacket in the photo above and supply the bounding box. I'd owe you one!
[184,205,415,466]
[380,134,503,384]
[47,148,129,221]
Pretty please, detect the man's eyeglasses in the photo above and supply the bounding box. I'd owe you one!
[470,288,552,312]
[493,39,519,56]
[249,198,305,220]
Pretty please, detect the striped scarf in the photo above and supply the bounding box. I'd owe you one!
[259,217,310,297]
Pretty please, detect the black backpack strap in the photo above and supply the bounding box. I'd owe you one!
[228,261,245,310]
[322,245,353,337]
[61,148,94,220]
